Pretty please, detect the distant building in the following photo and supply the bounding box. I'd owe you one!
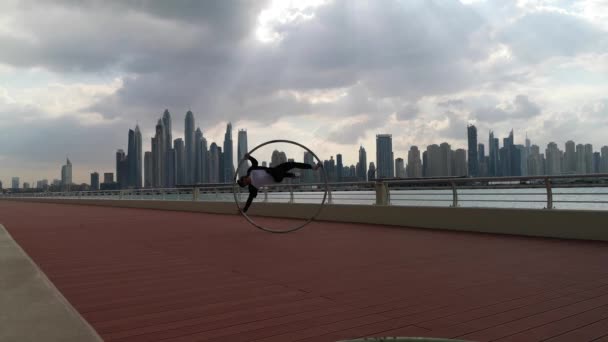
[601,146,608,173]
[407,146,422,178]
[61,158,72,191]
[545,142,561,175]
[576,144,586,174]
[90,172,100,190]
[303,152,315,183]
[368,162,376,181]
[223,123,234,183]
[585,144,593,174]
[467,125,478,177]
[209,143,220,183]
[237,129,248,177]
[424,144,441,177]
[439,143,452,176]
[336,154,343,182]
[593,152,601,174]
[453,149,467,176]
[185,110,195,184]
[488,131,499,177]
[144,152,153,188]
[12,177,19,189]
[103,173,114,184]
[23,182,30,189]
[357,146,367,181]
[376,134,394,179]
[564,140,576,174]
[395,158,406,178]
[174,139,185,185]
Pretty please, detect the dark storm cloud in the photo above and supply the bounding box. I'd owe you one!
[1,0,607,181]
[85,0,493,126]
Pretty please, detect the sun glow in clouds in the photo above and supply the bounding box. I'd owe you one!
[256,0,328,43]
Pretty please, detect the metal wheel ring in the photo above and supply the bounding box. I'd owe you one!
[232,139,329,233]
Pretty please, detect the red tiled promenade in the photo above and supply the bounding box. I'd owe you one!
[1,200,608,342]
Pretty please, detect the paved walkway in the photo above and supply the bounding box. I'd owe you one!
[0,223,102,342]
[1,200,608,342]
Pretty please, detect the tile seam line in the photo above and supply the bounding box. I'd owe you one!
[0,223,104,342]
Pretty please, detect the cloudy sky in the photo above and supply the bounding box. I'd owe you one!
[1,0,607,185]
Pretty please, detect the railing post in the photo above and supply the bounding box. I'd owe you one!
[288,182,295,204]
[119,190,123,200]
[193,187,199,201]
[161,190,166,201]
[327,185,333,204]
[450,182,459,207]
[545,177,553,209]
[375,181,389,205]
[264,187,268,202]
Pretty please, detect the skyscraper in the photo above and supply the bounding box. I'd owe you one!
[585,144,593,174]
[12,177,19,189]
[425,144,441,177]
[395,158,406,178]
[564,140,576,174]
[151,137,159,187]
[166,148,176,187]
[453,149,467,176]
[144,151,152,188]
[162,110,172,152]
[90,172,99,190]
[194,128,204,183]
[488,131,500,177]
[209,143,220,183]
[103,173,113,184]
[368,162,376,181]
[61,158,72,191]
[516,144,527,176]
[201,136,209,183]
[406,146,422,178]
[545,142,561,175]
[376,134,394,179]
[527,145,545,176]
[127,129,136,188]
[336,154,343,182]
[237,129,248,176]
[116,148,128,189]
[162,110,173,186]
[184,111,195,184]
[439,142,452,176]
[593,152,601,174]
[223,123,234,183]
[152,120,166,187]
[134,125,142,188]
[576,144,586,174]
[357,146,367,181]
[303,152,315,183]
[601,146,608,173]
[174,139,185,185]
[467,125,478,177]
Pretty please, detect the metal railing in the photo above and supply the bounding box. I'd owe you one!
[2,174,608,211]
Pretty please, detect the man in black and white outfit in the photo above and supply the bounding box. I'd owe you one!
[237,154,322,212]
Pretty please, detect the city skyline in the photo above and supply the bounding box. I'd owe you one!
[1,1,607,184]
[4,109,608,190]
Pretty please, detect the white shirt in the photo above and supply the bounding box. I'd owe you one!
[250,169,276,188]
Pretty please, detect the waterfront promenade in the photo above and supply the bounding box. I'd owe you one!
[1,200,608,341]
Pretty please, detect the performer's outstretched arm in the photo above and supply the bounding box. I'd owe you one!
[243,185,258,212]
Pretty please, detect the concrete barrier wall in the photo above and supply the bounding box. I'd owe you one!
[3,198,608,241]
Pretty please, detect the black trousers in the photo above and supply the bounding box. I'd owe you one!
[268,162,312,182]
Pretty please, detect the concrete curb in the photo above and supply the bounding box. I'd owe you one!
[0,223,104,342]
